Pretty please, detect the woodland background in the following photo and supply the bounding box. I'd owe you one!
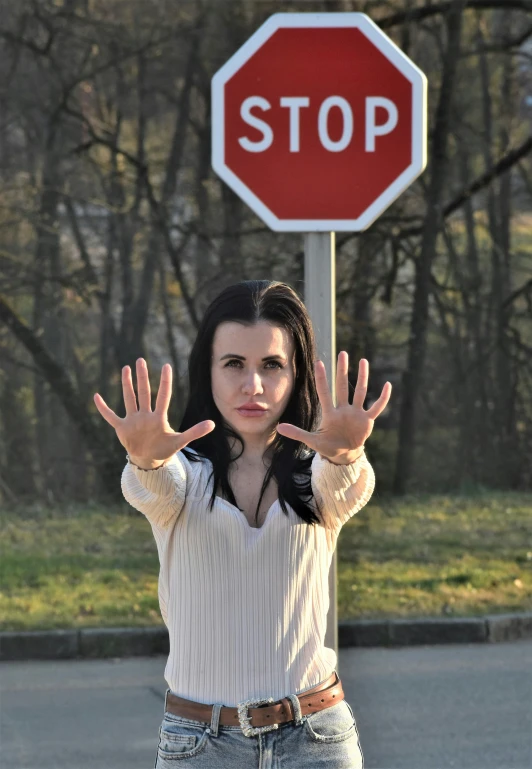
[1,0,531,506]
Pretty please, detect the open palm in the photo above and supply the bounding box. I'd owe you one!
[93,359,215,464]
[276,353,391,463]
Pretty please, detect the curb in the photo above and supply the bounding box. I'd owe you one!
[1,613,531,662]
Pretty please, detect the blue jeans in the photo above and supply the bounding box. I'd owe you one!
[154,677,364,768]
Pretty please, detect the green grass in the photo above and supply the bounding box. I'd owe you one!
[0,504,161,631]
[337,490,532,620]
[0,492,531,631]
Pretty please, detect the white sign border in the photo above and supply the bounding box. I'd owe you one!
[212,12,427,232]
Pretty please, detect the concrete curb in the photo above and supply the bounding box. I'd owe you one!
[1,613,531,662]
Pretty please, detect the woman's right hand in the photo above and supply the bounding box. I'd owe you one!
[93,358,215,467]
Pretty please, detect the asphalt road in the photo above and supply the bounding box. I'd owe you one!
[1,640,530,769]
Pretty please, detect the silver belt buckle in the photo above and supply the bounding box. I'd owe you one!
[236,696,280,737]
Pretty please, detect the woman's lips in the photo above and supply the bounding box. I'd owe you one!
[236,407,268,417]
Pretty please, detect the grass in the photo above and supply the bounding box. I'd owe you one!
[337,490,532,619]
[0,492,531,631]
[0,504,161,631]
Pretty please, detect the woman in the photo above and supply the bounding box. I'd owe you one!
[94,280,391,769]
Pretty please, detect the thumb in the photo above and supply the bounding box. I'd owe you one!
[276,423,317,450]
[176,420,215,451]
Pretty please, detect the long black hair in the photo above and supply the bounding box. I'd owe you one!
[178,280,323,527]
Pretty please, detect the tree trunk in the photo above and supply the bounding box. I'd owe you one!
[0,295,124,500]
[393,1,466,494]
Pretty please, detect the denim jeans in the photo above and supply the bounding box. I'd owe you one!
[154,679,364,768]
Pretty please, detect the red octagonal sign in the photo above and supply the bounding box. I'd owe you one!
[212,13,427,231]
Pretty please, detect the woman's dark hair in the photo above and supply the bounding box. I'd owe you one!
[178,280,323,527]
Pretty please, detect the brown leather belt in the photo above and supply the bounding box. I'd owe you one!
[165,671,344,735]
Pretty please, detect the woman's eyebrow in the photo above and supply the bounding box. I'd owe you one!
[219,353,285,361]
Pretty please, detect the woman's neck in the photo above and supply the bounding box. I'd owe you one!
[228,435,275,467]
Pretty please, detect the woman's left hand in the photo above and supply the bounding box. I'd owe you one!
[276,353,392,464]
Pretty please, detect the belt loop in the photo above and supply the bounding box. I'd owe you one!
[285,693,304,726]
[209,703,222,737]
[164,688,169,714]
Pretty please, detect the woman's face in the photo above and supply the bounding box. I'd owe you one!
[210,321,296,445]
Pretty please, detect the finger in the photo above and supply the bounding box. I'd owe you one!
[93,393,122,429]
[276,423,318,451]
[176,419,216,450]
[122,366,138,415]
[336,351,349,408]
[352,359,369,410]
[136,358,152,412]
[154,363,172,415]
[366,382,392,420]
[315,360,335,414]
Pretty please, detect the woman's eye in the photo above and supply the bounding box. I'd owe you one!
[224,360,282,369]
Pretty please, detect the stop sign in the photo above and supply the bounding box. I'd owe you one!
[212,13,427,232]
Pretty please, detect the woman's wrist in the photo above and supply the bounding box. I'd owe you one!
[320,446,365,465]
[127,454,168,471]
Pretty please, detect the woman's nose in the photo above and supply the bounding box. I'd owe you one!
[242,371,263,394]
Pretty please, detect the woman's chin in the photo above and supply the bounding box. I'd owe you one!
[223,412,277,435]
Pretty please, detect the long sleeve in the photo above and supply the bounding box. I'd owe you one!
[311,448,375,533]
[120,452,188,530]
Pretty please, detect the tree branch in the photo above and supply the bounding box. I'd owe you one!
[72,124,201,329]
[0,294,123,495]
[379,0,532,29]
[503,277,532,311]
[397,136,532,240]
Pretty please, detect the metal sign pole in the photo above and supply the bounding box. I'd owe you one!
[304,231,339,675]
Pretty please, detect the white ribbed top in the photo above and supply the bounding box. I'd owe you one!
[121,446,375,707]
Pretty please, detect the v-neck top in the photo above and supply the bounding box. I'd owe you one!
[121,446,375,707]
